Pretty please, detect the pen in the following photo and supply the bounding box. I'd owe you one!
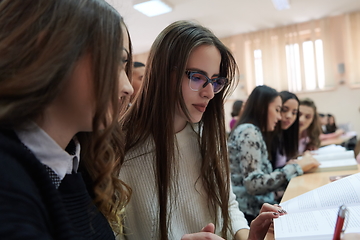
[333,205,348,240]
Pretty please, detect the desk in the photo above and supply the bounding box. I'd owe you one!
[320,131,357,147]
[264,165,360,240]
[281,165,360,202]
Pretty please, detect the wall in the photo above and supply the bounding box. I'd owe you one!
[221,14,360,135]
[134,15,360,135]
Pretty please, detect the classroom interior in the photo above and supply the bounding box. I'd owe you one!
[110,0,360,137]
[113,2,360,237]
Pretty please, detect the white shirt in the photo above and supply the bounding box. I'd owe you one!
[15,122,80,180]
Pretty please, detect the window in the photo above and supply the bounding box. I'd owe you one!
[254,49,264,86]
[285,39,325,91]
[285,44,301,92]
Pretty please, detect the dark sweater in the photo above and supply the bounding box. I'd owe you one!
[0,129,115,240]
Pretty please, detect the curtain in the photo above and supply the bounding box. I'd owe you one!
[345,11,360,87]
[221,14,360,94]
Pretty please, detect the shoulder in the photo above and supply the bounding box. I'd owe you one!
[0,129,46,194]
[230,123,262,140]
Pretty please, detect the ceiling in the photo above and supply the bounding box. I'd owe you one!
[106,0,360,54]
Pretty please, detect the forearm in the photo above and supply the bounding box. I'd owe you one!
[234,228,249,240]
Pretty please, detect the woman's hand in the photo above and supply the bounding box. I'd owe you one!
[181,223,225,240]
[247,203,286,240]
[296,151,320,172]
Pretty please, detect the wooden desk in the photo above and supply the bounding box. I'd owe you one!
[320,131,357,147]
[281,165,360,202]
[264,165,360,240]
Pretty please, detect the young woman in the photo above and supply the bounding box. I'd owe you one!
[298,98,322,154]
[120,21,284,240]
[229,100,244,130]
[130,61,146,102]
[0,0,133,239]
[228,86,319,223]
[272,91,300,168]
[326,114,337,133]
[271,91,317,169]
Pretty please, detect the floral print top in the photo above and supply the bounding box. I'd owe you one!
[227,123,303,217]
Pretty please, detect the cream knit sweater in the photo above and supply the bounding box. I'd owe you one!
[119,124,249,240]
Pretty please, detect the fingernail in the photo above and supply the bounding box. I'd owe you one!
[278,209,282,213]
[273,212,279,215]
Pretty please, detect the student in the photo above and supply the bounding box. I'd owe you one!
[0,0,133,239]
[271,91,318,169]
[326,114,337,133]
[272,91,300,168]
[319,113,345,141]
[229,100,244,130]
[318,113,328,133]
[318,113,344,138]
[131,61,146,101]
[120,21,284,240]
[298,98,322,154]
[228,86,319,223]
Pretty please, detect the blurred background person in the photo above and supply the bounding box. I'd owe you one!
[229,100,244,130]
[298,98,322,154]
[130,61,145,102]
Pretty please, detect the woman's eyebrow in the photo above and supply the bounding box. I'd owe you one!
[186,68,220,77]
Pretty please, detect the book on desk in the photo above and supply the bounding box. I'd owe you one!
[298,145,358,172]
[274,172,360,240]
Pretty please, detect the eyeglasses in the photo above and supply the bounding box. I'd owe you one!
[185,71,228,94]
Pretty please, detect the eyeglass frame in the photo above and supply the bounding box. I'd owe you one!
[185,70,228,94]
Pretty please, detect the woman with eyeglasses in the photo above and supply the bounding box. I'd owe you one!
[119,20,285,240]
[228,85,319,224]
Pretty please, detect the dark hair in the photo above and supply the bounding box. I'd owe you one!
[231,100,243,117]
[326,113,337,133]
[233,85,280,159]
[271,91,299,166]
[123,20,238,240]
[133,61,145,68]
[0,0,128,233]
[234,85,279,132]
[299,98,321,150]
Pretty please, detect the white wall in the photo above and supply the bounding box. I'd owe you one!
[224,84,360,135]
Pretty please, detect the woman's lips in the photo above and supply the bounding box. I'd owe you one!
[283,121,290,126]
[193,104,206,112]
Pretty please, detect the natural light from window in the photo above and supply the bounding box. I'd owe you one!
[315,39,325,89]
[285,39,325,91]
[254,49,264,86]
[303,41,316,90]
[285,43,301,92]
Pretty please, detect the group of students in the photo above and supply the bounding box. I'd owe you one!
[227,87,321,223]
[0,1,358,240]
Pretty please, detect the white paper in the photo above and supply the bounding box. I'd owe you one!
[274,173,360,240]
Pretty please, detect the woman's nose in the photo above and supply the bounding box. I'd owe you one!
[119,70,134,97]
[200,83,215,99]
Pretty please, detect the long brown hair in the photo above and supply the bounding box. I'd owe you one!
[299,98,321,150]
[122,20,238,239]
[0,0,129,233]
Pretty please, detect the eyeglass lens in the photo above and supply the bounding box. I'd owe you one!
[188,72,226,93]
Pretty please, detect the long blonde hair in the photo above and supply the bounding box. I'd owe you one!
[0,0,129,233]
